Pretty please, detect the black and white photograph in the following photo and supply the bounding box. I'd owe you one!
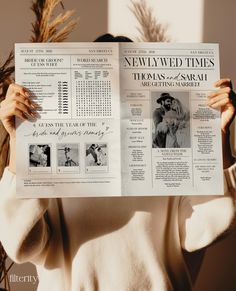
[85,143,108,173]
[57,143,80,173]
[151,91,191,148]
[29,144,51,173]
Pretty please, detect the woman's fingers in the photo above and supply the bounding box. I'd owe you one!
[9,108,28,121]
[208,96,231,109]
[5,83,38,109]
[0,87,38,124]
[6,83,29,99]
[207,81,234,109]
[208,86,231,99]
[11,100,36,118]
[214,78,232,89]
[207,79,236,132]
[11,94,37,110]
[207,92,230,107]
[0,83,39,138]
[0,100,34,120]
[2,83,38,117]
[6,83,32,106]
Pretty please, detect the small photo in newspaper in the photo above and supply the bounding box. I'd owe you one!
[29,144,52,173]
[85,143,108,173]
[57,143,80,173]
[151,91,191,149]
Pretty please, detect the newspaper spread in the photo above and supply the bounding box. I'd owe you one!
[15,42,223,197]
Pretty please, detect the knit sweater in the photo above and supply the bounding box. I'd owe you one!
[0,165,236,291]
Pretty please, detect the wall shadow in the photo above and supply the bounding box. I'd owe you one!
[194,231,236,291]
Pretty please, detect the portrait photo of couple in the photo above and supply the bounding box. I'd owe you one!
[152,91,190,148]
[85,143,108,167]
[29,144,51,167]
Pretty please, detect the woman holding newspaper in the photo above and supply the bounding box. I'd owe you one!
[0,36,236,291]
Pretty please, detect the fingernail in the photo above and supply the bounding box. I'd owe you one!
[30,103,36,109]
[25,91,30,97]
[31,102,40,109]
[31,111,38,117]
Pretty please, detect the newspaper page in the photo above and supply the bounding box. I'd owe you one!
[15,42,122,198]
[15,42,223,197]
[120,42,223,195]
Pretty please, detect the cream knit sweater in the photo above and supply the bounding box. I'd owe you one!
[0,165,236,291]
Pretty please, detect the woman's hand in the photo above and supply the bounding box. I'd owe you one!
[208,78,236,168]
[0,83,37,173]
[0,83,36,139]
[207,78,236,133]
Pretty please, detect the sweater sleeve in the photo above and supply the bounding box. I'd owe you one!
[0,167,50,264]
[179,163,236,252]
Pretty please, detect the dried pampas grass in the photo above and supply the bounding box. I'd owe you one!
[0,53,13,178]
[130,0,170,42]
[31,0,79,42]
[0,52,14,100]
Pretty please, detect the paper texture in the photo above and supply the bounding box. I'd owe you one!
[15,42,223,197]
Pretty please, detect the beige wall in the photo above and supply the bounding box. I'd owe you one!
[1,1,236,290]
[0,0,108,58]
[108,0,204,42]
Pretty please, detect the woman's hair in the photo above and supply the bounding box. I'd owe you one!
[94,33,133,42]
[171,98,190,121]
[172,98,184,117]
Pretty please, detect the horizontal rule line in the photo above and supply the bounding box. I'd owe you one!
[122,54,215,57]
[24,177,117,180]
[121,68,214,70]
[123,48,215,51]
[18,53,113,56]
[17,46,114,49]
[18,67,113,70]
